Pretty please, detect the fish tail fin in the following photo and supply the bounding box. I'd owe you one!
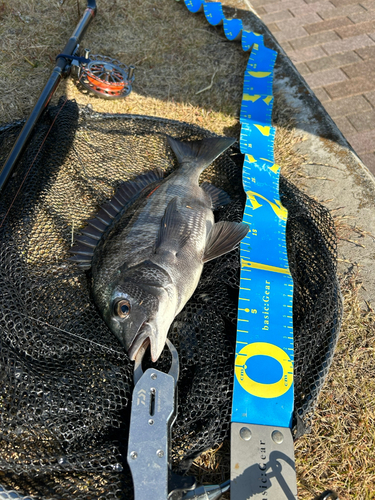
[167,136,235,174]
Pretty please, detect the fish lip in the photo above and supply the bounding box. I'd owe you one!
[128,324,152,361]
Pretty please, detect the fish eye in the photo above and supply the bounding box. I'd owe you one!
[114,299,131,319]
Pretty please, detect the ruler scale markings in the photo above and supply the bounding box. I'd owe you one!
[182,2,296,497]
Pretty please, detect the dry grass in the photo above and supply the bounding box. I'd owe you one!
[1,0,374,499]
[273,90,307,184]
[296,271,375,500]
[0,0,248,135]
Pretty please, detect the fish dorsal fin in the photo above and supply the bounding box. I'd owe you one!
[154,197,190,255]
[201,181,231,209]
[69,168,164,270]
[114,169,164,206]
[167,136,235,175]
[203,221,249,263]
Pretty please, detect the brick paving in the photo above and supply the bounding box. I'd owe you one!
[249,0,375,175]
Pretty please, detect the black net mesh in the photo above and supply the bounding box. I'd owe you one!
[0,99,342,499]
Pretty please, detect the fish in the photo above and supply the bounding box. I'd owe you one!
[69,136,248,362]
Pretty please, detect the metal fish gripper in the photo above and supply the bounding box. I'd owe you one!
[127,339,196,500]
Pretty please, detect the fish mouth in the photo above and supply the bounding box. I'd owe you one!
[127,323,153,362]
[127,322,165,363]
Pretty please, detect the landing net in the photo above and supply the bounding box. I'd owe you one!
[0,99,342,498]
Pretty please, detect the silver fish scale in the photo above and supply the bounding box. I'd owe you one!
[94,169,213,294]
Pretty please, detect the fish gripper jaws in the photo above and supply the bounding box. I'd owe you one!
[133,338,179,386]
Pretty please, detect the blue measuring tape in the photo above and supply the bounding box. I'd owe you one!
[182,1,294,430]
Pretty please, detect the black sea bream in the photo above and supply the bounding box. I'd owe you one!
[70,136,248,362]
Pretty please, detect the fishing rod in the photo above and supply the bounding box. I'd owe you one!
[0,0,134,195]
[0,0,95,193]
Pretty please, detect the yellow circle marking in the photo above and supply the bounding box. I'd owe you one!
[235,342,293,398]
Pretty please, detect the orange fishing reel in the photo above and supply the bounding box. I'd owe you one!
[69,49,135,99]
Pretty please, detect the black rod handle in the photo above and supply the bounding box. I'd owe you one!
[0,0,97,195]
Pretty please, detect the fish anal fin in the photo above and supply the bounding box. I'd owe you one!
[201,182,231,209]
[68,245,94,257]
[203,221,249,263]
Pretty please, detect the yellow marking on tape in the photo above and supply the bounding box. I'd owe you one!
[241,258,291,275]
[241,277,252,281]
[235,342,293,398]
[246,154,257,163]
[263,96,273,105]
[254,124,271,136]
[236,340,248,343]
[240,287,252,291]
[269,163,280,173]
[248,71,271,78]
[243,94,261,102]
[246,190,288,220]
[247,192,263,210]
[239,297,250,301]
[238,318,249,322]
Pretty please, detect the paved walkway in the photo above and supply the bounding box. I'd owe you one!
[248,0,375,175]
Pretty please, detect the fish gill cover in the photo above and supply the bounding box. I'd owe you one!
[0,100,342,498]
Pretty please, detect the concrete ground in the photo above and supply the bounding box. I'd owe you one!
[245,0,375,176]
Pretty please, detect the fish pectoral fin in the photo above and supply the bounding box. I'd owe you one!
[201,182,231,209]
[154,197,190,254]
[203,221,249,263]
